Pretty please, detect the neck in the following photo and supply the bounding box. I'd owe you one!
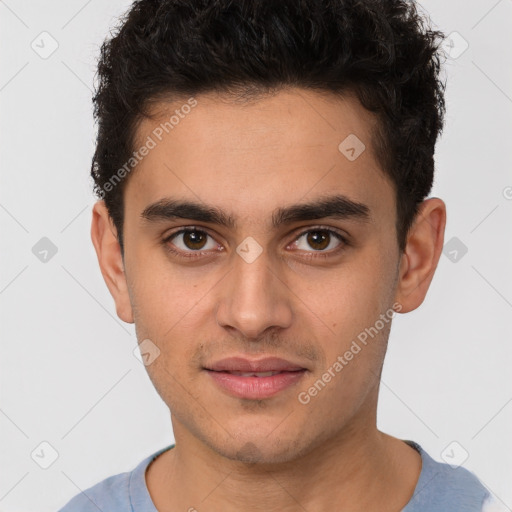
[146,409,421,511]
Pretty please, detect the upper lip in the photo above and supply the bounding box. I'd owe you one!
[204,357,307,373]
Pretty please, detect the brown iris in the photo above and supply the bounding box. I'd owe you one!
[306,230,330,250]
[183,230,208,250]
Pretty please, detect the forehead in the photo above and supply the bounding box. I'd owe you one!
[125,88,394,229]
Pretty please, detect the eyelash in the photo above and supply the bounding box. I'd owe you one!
[162,226,350,260]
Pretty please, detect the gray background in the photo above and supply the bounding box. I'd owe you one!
[1,1,511,510]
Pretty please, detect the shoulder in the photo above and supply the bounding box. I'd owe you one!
[57,470,131,511]
[403,441,490,512]
[57,445,174,512]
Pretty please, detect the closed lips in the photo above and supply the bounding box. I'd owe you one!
[204,357,308,399]
[204,356,308,373]
[214,370,304,377]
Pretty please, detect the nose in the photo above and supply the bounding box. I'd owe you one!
[215,249,293,340]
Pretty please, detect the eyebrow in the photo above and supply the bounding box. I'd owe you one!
[140,194,371,229]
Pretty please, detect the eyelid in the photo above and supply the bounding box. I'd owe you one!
[290,224,348,242]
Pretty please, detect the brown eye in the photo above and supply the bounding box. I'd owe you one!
[166,229,218,253]
[292,228,346,254]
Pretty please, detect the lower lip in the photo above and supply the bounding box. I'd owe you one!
[205,369,307,399]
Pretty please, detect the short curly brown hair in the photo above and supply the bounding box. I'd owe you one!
[91,0,446,254]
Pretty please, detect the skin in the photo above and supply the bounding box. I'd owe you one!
[91,88,446,512]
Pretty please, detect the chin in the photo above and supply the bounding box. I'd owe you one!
[203,428,315,466]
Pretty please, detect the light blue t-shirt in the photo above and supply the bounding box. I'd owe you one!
[58,441,492,511]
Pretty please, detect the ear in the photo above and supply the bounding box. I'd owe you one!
[394,198,446,313]
[90,200,134,324]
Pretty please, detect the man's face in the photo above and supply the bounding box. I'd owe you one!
[120,88,402,463]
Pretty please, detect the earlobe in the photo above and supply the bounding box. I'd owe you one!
[90,200,134,324]
[394,198,446,313]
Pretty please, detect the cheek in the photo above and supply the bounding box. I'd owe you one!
[127,276,208,406]
[127,250,210,333]
[299,245,396,386]
[133,298,208,412]
[304,249,393,332]
[297,313,391,422]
